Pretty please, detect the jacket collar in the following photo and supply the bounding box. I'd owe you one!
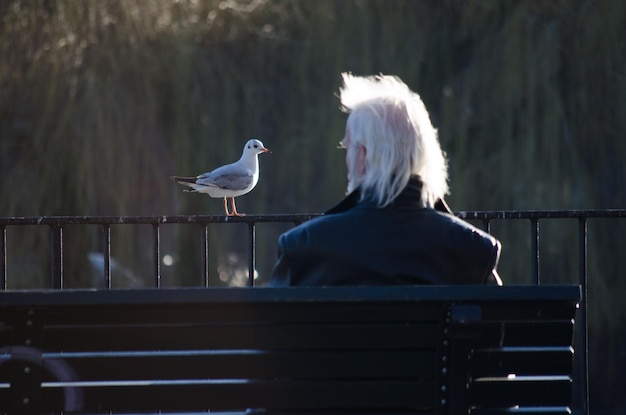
[325,176,452,215]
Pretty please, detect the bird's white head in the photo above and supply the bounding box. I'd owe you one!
[243,138,270,157]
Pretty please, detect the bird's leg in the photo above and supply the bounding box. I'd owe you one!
[230,197,245,217]
[223,197,232,216]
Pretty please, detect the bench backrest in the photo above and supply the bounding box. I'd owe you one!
[0,285,581,414]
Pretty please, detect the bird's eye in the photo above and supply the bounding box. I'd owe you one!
[254,144,258,148]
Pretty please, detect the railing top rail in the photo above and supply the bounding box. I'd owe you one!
[0,214,322,226]
[457,209,626,220]
[0,210,625,226]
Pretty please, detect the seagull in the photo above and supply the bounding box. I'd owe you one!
[171,138,270,216]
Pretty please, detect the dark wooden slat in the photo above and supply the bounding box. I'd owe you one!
[470,347,573,377]
[470,377,572,407]
[39,302,444,325]
[37,322,439,351]
[477,302,578,321]
[451,321,574,347]
[31,299,576,327]
[34,350,438,381]
[40,380,436,412]
[471,408,571,415]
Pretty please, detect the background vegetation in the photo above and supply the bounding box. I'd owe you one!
[1,0,625,411]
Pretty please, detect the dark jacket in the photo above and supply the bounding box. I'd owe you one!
[269,177,501,286]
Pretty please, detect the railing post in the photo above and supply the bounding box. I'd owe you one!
[578,217,589,415]
[482,219,491,233]
[0,225,6,290]
[153,224,161,287]
[201,224,209,287]
[103,225,112,289]
[530,218,540,284]
[50,225,63,289]
[247,222,255,287]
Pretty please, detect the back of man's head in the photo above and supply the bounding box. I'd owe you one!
[339,73,448,208]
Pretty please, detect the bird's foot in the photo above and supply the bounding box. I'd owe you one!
[229,197,245,217]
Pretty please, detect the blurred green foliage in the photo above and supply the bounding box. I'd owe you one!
[1,0,625,409]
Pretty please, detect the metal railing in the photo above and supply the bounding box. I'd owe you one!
[2,209,626,415]
[457,209,626,415]
[0,214,319,290]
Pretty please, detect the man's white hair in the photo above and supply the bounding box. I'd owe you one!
[340,72,449,208]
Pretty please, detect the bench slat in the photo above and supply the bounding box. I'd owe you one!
[34,322,440,351]
[470,408,572,415]
[470,347,573,377]
[452,321,575,347]
[38,380,435,412]
[26,350,438,381]
[38,303,444,324]
[470,376,572,407]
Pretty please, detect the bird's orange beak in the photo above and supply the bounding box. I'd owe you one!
[262,147,271,154]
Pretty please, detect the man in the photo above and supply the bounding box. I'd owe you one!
[270,73,502,286]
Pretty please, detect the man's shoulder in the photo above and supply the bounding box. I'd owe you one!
[279,208,366,253]
[282,210,351,239]
[429,209,494,235]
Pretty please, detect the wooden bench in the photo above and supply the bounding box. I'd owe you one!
[0,285,580,415]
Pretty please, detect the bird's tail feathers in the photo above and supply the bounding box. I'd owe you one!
[171,176,209,193]
[170,175,196,184]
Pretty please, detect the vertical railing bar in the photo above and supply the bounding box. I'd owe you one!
[482,219,491,233]
[530,218,540,285]
[50,225,63,289]
[247,222,256,287]
[0,225,6,290]
[153,224,161,288]
[201,224,209,287]
[103,225,112,289]
[578,217,589,415]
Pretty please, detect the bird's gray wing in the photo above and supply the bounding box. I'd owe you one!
[197,171,253,191]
